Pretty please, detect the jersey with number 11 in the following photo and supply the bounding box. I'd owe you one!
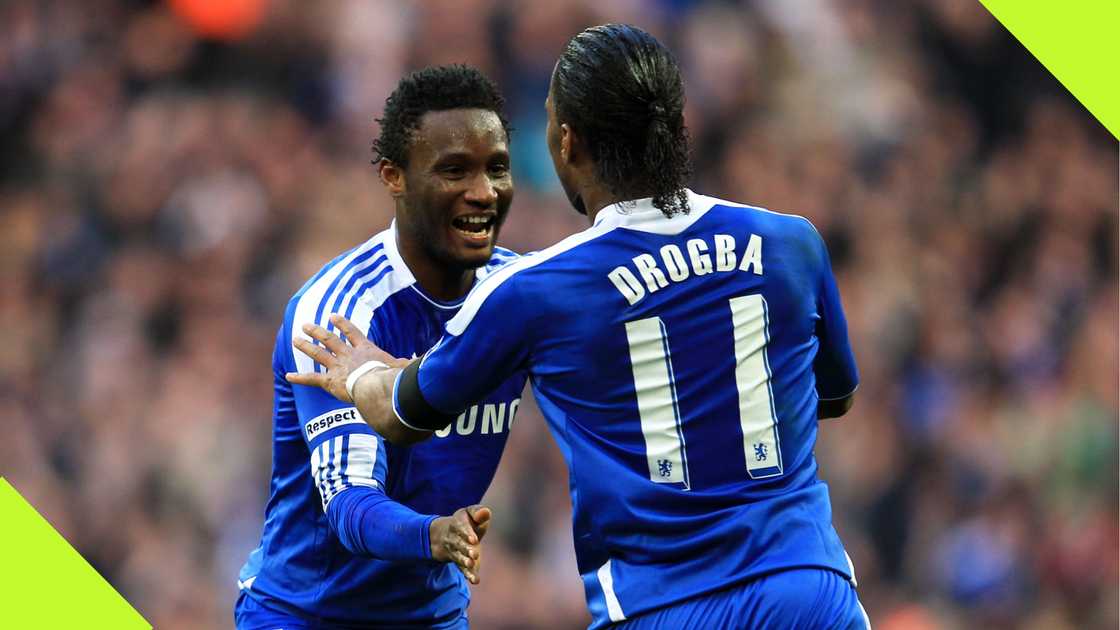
[412,190,859,629]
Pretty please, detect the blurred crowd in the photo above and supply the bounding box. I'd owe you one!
[1,0,1116,628]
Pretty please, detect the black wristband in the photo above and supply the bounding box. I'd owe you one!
[396,360,457,432]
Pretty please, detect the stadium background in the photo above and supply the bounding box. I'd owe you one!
[1,0,1116,628]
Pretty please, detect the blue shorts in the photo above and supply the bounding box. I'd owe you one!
[614,568,869,630]
[234,592,469,630]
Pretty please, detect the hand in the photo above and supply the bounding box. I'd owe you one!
[429,505,492,585]
[287,313,410,402]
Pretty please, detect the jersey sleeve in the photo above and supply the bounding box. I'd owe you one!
[278,299,436,560]
[280,300,388,504]
[397,268,533,427]
[810,228,859,400]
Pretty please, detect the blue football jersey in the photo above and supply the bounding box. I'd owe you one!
[238,223,526,626]
[407,191,859,628]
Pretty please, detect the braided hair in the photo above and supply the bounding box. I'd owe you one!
[552,24,693,217]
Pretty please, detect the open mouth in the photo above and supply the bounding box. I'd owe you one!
[451,214,496,242]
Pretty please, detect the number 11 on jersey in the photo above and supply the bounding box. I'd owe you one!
[625,294,782,488]
[729,294,782,478]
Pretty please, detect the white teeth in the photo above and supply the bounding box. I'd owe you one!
[453,215,492,235]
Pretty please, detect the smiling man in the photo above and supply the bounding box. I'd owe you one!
[235,65,526,630]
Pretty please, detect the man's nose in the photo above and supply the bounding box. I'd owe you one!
[464,173,498,206]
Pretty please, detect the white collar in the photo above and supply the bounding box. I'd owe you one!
[590,189,712,235]
[381,220,416,286]
[382,219,478,309]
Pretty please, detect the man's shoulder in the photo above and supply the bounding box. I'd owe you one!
[283,229,415,370]
[694,191,820,238]
[285,230,410,318]
[290,234,384,303]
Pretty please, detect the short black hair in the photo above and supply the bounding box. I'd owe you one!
[372,65,510,167]
[553,24,692,217]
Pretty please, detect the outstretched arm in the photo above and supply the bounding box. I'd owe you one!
[286,313,435,444]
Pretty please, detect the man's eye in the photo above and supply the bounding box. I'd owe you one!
[489,163,510,175]
[440,166,465,178]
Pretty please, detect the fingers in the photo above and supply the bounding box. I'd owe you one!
[467,505,492,524]
[448,541,480,584]
[292,337,337,369]
[328,314,406,365]
[329,314,367,347]
[454,509,479,545]
[466,505,492,539]
[431,508,489,584]
[285,371,327,388]
[456,547,480,584]
[302,322,347,355]
[448,512,483,584]
[456,555,480,585]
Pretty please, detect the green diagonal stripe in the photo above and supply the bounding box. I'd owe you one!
[0,478,150,629]
[979,0,1119,139]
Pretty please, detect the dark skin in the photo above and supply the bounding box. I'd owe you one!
[380,108,513,302]
[432,504,491,585]
[544,90,621,225]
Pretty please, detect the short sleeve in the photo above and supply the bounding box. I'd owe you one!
[278,300,388,512]
[811,229,859,400]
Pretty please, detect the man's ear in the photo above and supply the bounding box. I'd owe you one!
[560,123,575,165]
[379,159,406,197]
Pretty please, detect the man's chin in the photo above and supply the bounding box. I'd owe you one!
[445,245,495,270]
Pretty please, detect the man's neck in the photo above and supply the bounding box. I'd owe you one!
[582,185,655,225]
[582,187,625,225]
[395,233,476,302]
